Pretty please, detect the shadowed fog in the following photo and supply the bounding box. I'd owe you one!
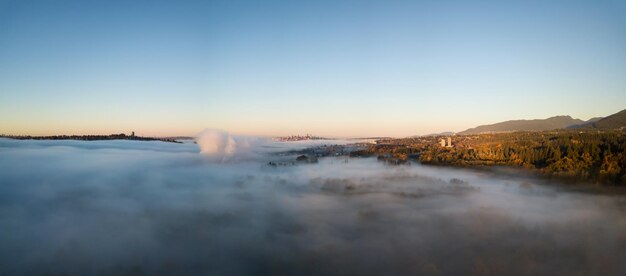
[0,138,625,275]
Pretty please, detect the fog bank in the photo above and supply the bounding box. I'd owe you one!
[0,138,624,275]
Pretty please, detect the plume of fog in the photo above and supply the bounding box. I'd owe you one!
[0,138,624,275]
[194,129,360,162]
[195,129,240,161]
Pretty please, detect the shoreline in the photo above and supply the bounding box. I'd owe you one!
[0,134,182,143]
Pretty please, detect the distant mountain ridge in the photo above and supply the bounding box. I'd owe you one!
[459,109,626,134]
[569,109,626,130]
[585,117,603,123]
[414,131,455,137]
[458,116,584,135]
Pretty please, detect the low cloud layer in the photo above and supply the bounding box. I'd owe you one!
[0,138,625,275]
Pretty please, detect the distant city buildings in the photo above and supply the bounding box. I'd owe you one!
[274,134,328,142]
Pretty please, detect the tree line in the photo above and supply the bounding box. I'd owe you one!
[351,131,626,185]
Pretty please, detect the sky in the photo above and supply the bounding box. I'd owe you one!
[0,0,625,137]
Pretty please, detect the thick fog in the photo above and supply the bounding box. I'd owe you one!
[0,136,625,275]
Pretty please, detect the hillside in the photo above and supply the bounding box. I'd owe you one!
[586,117,604,123]
[347,131,626,185]
[573,109,626,130]
[459,116,584,135]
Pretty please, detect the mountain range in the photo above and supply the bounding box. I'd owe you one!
[455,109,626,135]
[568,109,626,130]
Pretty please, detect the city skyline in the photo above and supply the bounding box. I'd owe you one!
[1,0,625,137]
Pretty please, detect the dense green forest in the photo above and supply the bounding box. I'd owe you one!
[350,131,626,185]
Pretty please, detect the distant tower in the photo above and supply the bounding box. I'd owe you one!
[447,137,452,147]
[131,131,135,137]
[440,139,446,147]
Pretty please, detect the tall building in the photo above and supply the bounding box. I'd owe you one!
[447,137,452,147]
[440,139,446,147]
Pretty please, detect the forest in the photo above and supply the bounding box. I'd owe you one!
[350,130,626,185]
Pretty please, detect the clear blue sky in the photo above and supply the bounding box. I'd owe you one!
[1,0,625,137]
